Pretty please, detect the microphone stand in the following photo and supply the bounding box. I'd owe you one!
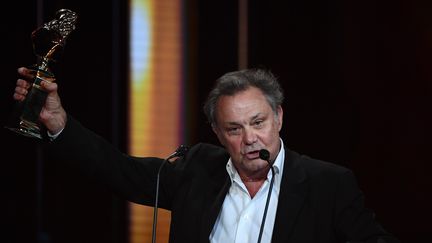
[151,145,189,243]
[257,149,276,243]
[151,157,169,243]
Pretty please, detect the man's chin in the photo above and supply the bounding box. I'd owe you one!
[245,159,268,168]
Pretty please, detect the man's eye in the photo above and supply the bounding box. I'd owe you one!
[254,120,264,127]
[227,127,240,134]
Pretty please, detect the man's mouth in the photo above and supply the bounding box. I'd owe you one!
[245,150,260,160]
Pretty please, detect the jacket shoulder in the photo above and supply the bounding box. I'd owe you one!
[173,143,229,171]
[286,148,352,179]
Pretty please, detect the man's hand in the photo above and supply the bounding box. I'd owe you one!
[14,67,67,135]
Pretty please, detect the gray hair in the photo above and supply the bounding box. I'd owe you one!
[203,68,284,126]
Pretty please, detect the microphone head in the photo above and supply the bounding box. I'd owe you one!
[175,144,189,157]
[259,149,270,161]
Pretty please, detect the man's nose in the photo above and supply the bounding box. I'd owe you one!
[243,128,257,145]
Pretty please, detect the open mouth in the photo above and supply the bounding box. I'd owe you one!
[245,150,260,160]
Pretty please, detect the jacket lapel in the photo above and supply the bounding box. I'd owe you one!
[199,176,231,243]
[271,149,308,243]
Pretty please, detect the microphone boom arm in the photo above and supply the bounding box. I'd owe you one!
[257,149,275,243]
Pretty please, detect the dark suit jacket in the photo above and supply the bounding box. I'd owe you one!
[45,117,399,243]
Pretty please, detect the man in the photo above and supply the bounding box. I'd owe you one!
[13,67,398,242]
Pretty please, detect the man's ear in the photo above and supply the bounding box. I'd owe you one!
[212,124,225,147]
[276,106,283,131]
[212,124,218,135]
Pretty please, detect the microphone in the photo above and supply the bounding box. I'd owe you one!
[152,145,189,243]
[257,149,275,243]
[165,144,189,161]
[259,149,270,162]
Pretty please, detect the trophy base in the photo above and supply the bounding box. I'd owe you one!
[5,120,43,139]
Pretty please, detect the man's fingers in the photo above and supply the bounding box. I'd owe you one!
[15,86,28,96]
[16,78,31,89]
[14,78,30,102]
[17,67,36,80]
[40,80,58,92]
[13,93,25,102]
[14,85,28,101]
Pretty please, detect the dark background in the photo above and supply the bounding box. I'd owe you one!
[1,0,430,242]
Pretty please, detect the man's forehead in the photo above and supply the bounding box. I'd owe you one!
[222,113,264,124]
[213,87,272,120]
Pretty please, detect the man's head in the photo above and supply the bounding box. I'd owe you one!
[203,69,284,176]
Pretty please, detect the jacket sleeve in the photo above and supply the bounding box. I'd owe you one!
[43,115,172,207]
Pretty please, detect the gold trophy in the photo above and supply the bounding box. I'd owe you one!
[6,9,78,139]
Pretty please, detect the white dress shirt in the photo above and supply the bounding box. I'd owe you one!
[210,140,285,243]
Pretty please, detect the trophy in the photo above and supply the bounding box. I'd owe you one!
[6,9,78,139]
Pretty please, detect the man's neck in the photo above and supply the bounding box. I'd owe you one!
[243,179,266,198]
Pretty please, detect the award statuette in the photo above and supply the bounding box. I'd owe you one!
[6,9,78,139]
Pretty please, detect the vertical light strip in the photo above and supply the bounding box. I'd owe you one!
[129,0,183,242]
[238,0,249,69]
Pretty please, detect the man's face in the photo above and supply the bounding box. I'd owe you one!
[212,86,283,176]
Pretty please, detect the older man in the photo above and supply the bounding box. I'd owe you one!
[13,67,398,242]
